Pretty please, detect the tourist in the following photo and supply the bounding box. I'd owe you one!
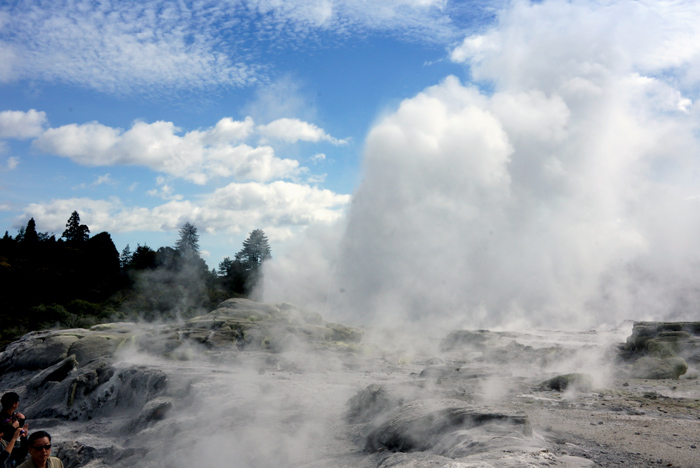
[0,422,28,467]
[0,394,24,428]
[16,432,61,468]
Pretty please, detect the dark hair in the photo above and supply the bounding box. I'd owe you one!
[0,423,17,441]
[27,431,51,447]
[1,392,19,410]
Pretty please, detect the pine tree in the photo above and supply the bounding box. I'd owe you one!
[130,244,157,270]
[120,244,133,269]
[175,222,200,261]
[24,218,39,244]
[237,229,271,269]
[62,211,90,242]
[218,257,235,276]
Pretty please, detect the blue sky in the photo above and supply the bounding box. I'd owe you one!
[0,0,501,266]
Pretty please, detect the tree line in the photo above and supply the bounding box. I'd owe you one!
[0,212,271,349]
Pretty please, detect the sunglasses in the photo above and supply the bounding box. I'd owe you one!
[31,444,51,451]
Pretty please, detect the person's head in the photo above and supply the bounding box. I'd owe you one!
[27,431,52,465]
[0,392,19,412]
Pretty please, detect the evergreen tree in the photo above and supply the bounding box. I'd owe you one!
[175,222,200,261]
[218,257,235,276]
[237,229,271,269]
[24,218,38,244]
[37,232,54,242]
[120,244,133,269]
[217,255,247,295]
[83,232,121,301]
[130,244,157,270]
[156,246,180,270]
[228,229,272,297]
[62,211,90,242]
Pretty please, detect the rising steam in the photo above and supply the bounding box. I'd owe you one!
[263,0,700,329]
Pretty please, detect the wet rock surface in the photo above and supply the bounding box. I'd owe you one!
[619,321,700,379]
[362,400,532,454]
[623,322,700,363]
[538,373,593,392]
[182,298,363,352]
[0,314,699,467]
[629,356,689,379]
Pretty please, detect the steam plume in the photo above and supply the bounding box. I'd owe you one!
[264,0,700,329]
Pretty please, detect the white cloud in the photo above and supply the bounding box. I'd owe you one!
[201,117,255,146]
[243,76,316,124]
[17,181,350,237]
[20,198,125,235]
[0,39,19,84]
[0,109,47,139]
[33,117,301,184]
[34,122,120,161]
[240,0,460,41]
[204,181,350,229]
[30,114,346,183]
[147,177,183,201]
[74,173,114,190]
[94,174,113,186]
[257,118,348,145]
[3,156,18,171]
[0,0,472,93]
[311,153,326,163]
[305,173,327,185]
[449,34,498,64]
[0,2,258,93]
[146,185,183,201]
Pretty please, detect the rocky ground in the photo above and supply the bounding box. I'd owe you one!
[1,299,699,468]
[523,379,700,468]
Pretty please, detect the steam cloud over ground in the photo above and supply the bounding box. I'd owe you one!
[263,0,700,329]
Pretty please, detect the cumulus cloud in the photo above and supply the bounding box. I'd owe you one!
[0,109,47,139]
[257,118,348,145]
[264,0,700,329]
[18,181,350,237]
[204,181,350,229]
[33,117,302,184]
[202,117,256,146]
